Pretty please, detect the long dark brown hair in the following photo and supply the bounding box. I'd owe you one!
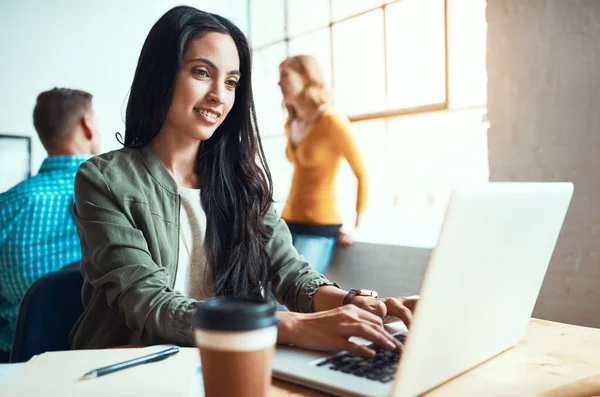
[123,5,273,298]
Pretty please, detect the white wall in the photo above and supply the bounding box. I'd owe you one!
[0,0,248,173]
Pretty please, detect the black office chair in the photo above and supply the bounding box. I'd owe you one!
[10,263,83,363]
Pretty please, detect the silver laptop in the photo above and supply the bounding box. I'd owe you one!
[273,182,573,397]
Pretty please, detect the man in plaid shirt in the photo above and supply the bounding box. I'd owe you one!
[0,88,101,361]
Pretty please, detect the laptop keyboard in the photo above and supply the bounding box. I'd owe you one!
[315,333,406,383]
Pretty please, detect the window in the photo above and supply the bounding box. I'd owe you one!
[249,0,286,48]
[252,42,287,136]
[332,9,386,116]
[249,0,448,129]
[385,0,446,110]
[250,0,488,247]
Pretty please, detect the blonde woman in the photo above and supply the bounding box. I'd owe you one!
[278,55,367,274]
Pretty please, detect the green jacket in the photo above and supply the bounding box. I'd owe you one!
[70,145,335,349]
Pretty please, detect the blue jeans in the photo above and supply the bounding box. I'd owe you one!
[291,233,336,275]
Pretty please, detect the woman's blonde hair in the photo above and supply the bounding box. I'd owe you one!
[280,55,329,121]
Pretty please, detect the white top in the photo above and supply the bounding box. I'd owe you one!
[174,187,212,300]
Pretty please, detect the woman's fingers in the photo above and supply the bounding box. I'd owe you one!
[401,295,419,312]
[384,298,413,328]
[349,304,385,326]
[344,322,401,352]
[339,305,402,350]
[336,230,354,246]
[341,340,377,358]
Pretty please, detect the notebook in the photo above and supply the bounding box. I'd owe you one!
[0,346,202,397]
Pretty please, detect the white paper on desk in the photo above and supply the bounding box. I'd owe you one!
[0,346,203,397]
[0,363,25,388]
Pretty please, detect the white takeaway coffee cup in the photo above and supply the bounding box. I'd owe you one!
[193,297,278,397]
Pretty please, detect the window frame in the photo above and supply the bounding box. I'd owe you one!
[248,0,449,122]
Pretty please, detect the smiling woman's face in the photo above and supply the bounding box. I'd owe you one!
[162,32,241,142]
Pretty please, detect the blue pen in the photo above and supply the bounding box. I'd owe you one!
[80,346,180,380]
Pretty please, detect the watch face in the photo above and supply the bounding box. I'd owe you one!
[356,289,378,297]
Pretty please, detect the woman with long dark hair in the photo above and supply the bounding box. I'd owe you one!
[70,5,417,357]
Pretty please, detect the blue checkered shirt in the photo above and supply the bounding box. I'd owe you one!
[0,155,89,353]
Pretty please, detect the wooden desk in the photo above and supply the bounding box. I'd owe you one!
[270,319,600,397]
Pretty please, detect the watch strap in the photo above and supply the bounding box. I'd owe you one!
[343,290,358,305]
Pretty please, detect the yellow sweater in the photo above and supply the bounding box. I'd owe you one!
[281,109,368,225]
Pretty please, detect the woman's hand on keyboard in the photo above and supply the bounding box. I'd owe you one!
[351,295,419,328]
[276,305,403,358]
